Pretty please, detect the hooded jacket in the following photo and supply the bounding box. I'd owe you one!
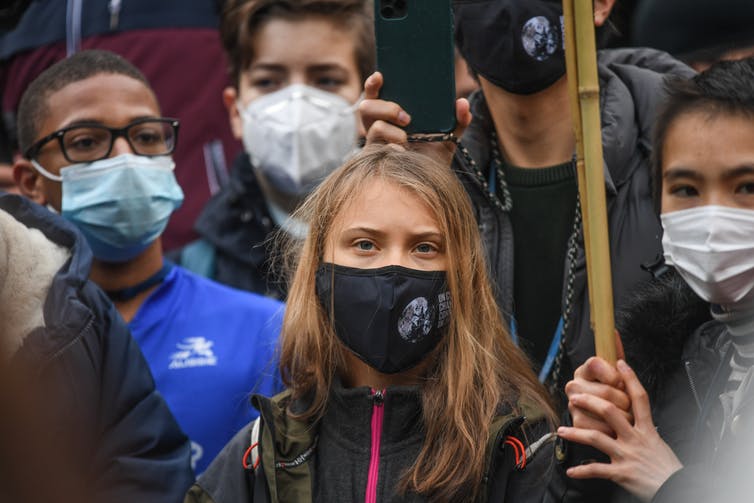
[650,320,754,503]
[0,194,193,503]
[555,268,711,503]
[186,386,564,503]
[452,48,695,387]
[173,152,284,299]
[607,268,753,502]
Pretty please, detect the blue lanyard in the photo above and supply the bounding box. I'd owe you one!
[488,161,497,194]
[492,159,564,382]
[510,317,564,383]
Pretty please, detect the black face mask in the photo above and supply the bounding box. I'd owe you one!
[316,263,451,375]
[454,0,566,95]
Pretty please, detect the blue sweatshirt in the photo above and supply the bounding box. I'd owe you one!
[129,265,284,474]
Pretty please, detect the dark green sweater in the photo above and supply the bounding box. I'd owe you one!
[505,161,577,371]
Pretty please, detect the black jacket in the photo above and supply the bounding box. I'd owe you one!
[452,48,694,387]
[187,386,565,503]
[650,320,754,502]
[587,268,753,503]
[175,153,284,298]
[2,194,194,503]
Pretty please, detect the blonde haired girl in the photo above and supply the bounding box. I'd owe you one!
[188,146,559,503]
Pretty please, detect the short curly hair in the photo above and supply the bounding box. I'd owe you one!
[17,50,151,157]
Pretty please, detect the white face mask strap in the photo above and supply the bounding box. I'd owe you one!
[237,97,268,123]
[31,159,63,182]
[236,99,249,122]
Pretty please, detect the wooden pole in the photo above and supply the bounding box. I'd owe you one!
[562,0,617,363]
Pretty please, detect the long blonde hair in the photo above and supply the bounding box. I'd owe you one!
[279,145,553,501]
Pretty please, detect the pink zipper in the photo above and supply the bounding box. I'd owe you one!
[365,388,386,503]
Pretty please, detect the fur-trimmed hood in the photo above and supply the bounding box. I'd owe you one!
[0,200,69,358]
[617,267,712,400]
[0,194,196,501]
[0,194,93,363]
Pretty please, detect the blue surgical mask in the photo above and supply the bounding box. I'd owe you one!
[33,154,184,262]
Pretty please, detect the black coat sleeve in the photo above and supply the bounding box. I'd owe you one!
[191,422,255,503]
[488,417,566,503]
[87,285,194,503]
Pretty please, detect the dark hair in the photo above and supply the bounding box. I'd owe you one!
[220,0,375,88]
[651,57,754,210]
[17,50,151,155]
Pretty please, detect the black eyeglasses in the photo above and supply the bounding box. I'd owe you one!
[24,117,180,163]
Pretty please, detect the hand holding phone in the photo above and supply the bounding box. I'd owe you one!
[374,0,457,135]
[360,72,472,169]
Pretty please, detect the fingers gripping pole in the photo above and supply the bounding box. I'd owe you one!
[562,0,617,363]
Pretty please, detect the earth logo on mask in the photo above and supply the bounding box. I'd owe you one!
[522,16,560,61]
[398,297,435,343]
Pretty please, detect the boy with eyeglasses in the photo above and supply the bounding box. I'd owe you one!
[13,49,285,475]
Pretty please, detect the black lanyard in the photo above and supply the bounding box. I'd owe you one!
[105,262,173,302]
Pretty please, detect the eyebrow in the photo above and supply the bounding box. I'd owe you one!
[308,64,348,73]
[249,63,348,73]
[723,165,754,180]
[62,116,158,128]
[341,226,443,241]
[662,168,703,182]
[247,63,286,73]
[663,165,754,181]
[341,226,386,239]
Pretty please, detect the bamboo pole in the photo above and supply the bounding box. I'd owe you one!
[562,0,617,363]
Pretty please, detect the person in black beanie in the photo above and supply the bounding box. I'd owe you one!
[361,0,692,405]
[632,0,754,71]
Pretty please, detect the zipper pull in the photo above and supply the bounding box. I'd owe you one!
[371,389,385,405]
[109,0,122,30]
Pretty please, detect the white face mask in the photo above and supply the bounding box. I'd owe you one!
[238,84,359,198]
[662,205,754,306]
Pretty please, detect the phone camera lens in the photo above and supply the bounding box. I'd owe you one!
[381,6,395,18]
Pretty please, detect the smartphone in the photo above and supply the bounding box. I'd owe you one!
[374,0,457,135]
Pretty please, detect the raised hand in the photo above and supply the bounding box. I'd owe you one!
[566,356,632,436]
[558,360,683,502]
[359,72,472,167]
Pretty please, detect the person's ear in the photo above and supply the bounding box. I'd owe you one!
[223,86,243,140]
[593,0,616,27]
[13,158,48,205]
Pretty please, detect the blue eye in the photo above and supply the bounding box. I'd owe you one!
[415,243,436,254]
[356,240,374,251]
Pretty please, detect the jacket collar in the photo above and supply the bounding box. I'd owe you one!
[194,152,275,268]
[252,382,424,457]
[320,381,424,453]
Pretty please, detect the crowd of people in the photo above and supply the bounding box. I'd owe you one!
[1,0,753,502]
